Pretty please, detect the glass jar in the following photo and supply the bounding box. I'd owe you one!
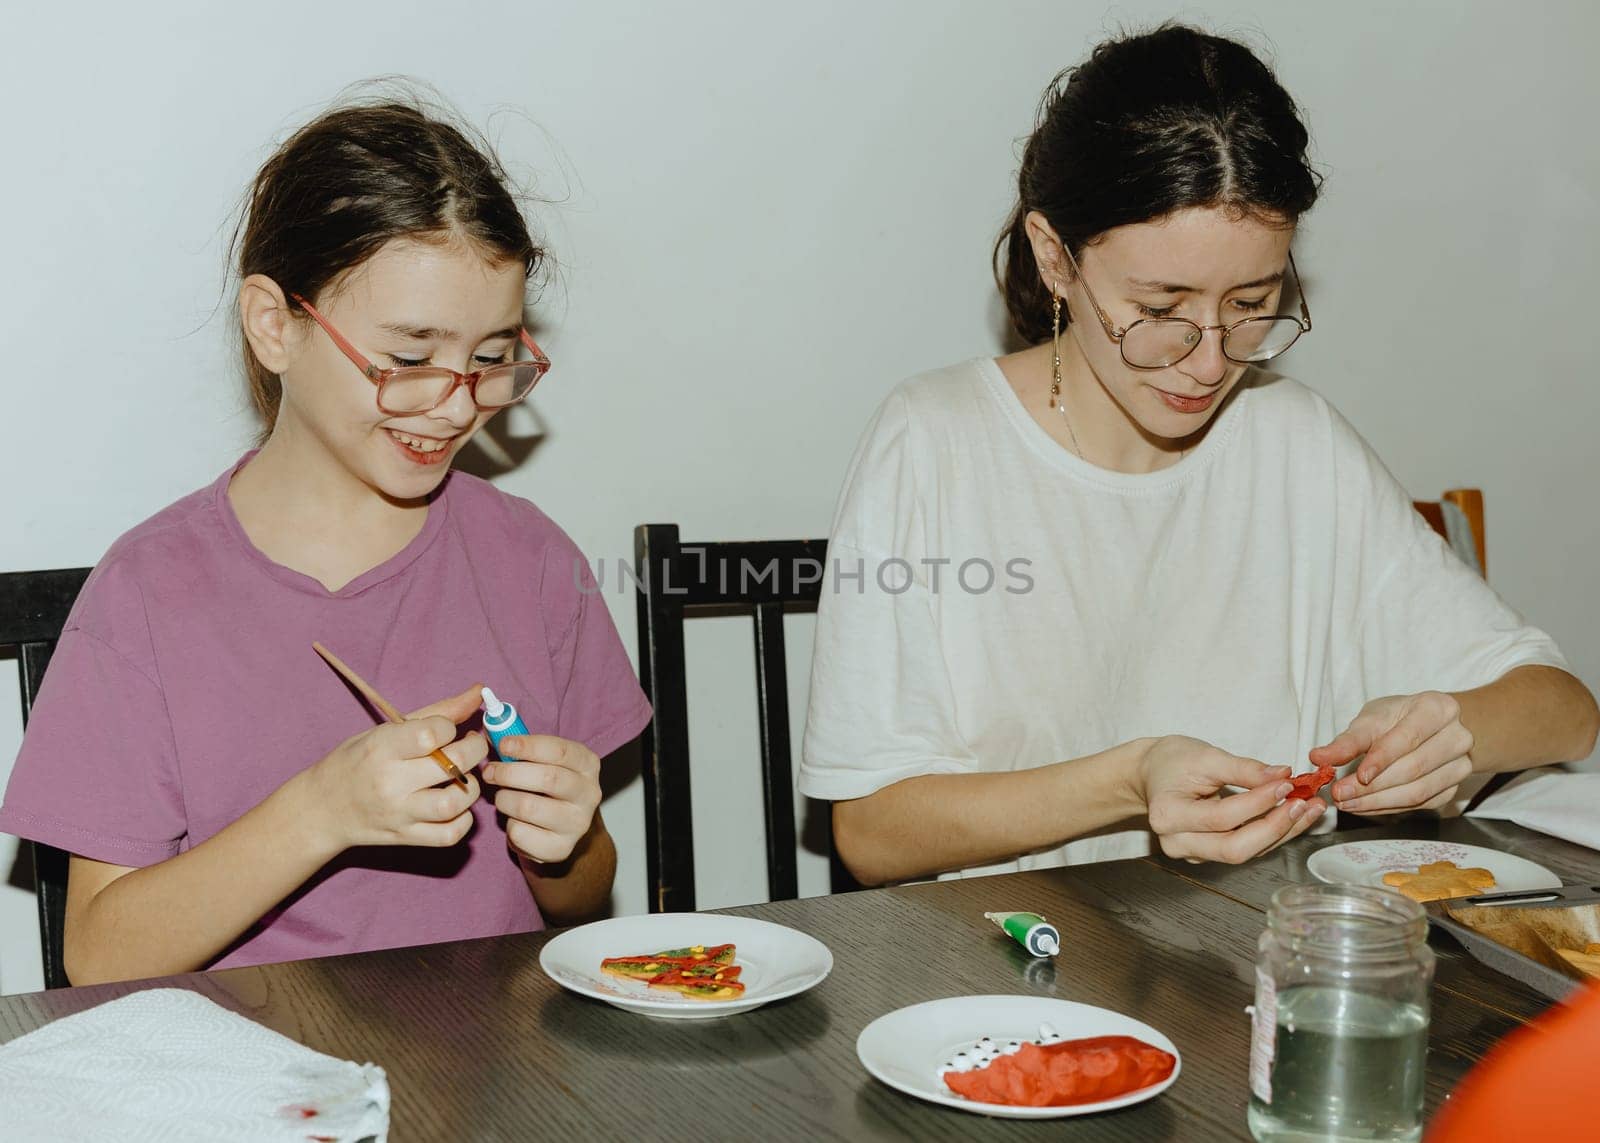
[1248,884,1435,1142]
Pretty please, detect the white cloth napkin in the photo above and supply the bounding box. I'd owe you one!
[0,988,388,1143]
[1467,767,1600,852]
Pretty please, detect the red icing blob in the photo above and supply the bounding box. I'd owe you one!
[1286,766,1335,801]
[944,1036,1176,1107]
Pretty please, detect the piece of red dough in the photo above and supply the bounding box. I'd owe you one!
[1286,765,1336,801]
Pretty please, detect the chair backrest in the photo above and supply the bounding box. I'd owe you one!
[1414,488,1486,576]
[633,524,857,912]
[0,566,93,989]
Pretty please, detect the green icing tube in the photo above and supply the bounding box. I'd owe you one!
[984,911,1061,957]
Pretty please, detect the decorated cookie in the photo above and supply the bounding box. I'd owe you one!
[647,967,746,1000]
[600,943,744,1001]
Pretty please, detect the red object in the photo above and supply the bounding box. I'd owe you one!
[647,969,746,999]
[1426,982,1600,1141]
[601,943,737,975]
[1287,766,1335,800]
[943,1036,1177,1107]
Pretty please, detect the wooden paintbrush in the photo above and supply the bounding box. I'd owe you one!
[312,642,470,789]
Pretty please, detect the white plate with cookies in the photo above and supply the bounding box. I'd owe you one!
[539,912,832,1020]
[1308,840,1561,902]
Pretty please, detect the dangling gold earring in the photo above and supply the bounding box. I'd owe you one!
[1048,290,1063,410]
[1048,283,1085,458]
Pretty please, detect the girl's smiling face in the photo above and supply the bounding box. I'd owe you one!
[1030,205,1297,445]
[267,234,528,502]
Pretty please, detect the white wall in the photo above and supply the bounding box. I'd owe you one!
[2,0,1596,994]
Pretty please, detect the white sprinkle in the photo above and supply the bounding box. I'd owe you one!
[938,1050,980,1083]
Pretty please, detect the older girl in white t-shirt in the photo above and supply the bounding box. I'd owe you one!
[800,25,1598,884]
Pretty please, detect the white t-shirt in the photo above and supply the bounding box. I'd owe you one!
[798,358,1568,877]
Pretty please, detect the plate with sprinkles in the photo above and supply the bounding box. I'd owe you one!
[1308,840,1559,896]
[857,995,1181,1118]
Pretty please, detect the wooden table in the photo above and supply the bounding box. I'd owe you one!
[2,818,1594,1141]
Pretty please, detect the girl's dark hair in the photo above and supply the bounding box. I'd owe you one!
[233,96,543,433]
[994,25,1322,345]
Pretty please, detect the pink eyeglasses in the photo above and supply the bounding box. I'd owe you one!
[291,293,551,415]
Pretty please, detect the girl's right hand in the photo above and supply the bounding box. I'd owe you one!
[296,686,487,853]
[1138,735,1324,863]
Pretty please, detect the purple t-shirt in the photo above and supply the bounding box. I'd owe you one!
[0,456,651,971]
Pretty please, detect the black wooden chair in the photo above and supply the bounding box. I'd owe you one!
[633,524,858,912]
[1,566,93,988]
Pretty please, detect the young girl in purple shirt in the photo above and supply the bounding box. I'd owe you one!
[0,97,651,983]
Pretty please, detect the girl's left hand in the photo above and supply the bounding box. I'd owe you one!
[1311,692,1475,814]
[481,735,602,862]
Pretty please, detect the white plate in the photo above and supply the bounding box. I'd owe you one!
[856,995,1181,1119]
[1307,840,1561,895]
[538,912,832,1020]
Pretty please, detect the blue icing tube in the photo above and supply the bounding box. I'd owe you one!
[481,685,530,760]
